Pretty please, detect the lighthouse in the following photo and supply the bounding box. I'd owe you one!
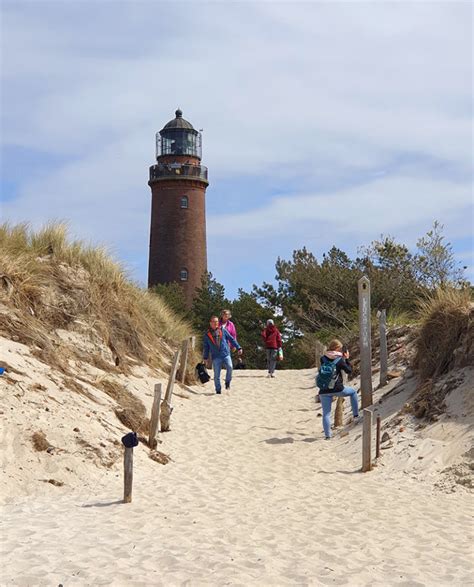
[147,109,208,306]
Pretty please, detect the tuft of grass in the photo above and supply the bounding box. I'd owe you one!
[413,288,472,381]
[0,222,194,371]
[32,431,50,452]
[386,309,417,327]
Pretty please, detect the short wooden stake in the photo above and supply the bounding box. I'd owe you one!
[123,447,133,503]
[161,348,181,432]
[378,309,388,387]
[362,408,372,472]
[376,415,381,459]
[334,397,344,428]
[148,383,162,449]
[180,339,190,384]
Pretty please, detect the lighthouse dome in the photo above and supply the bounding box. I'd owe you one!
[162,109,195,131]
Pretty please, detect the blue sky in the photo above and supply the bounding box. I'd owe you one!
[1,1,472,298]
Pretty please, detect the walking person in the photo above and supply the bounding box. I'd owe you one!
[316,339,359,439]
[203,316,242,394]
[261,319,282,378]
[219,309,238,348]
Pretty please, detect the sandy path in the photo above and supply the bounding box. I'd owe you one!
[1,369,473,586]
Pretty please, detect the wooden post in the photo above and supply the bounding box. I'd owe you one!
[148,383,162,449]
[362,408,372,472]
[161,348,181,432]
[190,335,196,350]
[180,339,190,384]
[375,415,381,459]
[123,447,133,503]
[378,309,388,387]
[358,276,373,408]
[334,369,348,428]
[334,397,344,428]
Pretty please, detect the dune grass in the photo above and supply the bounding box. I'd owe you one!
[0,222,194,370]
[413,287,472,381]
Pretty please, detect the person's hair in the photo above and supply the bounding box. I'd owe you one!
[221,309,231,317]
[266,319,274,326]
[328,339,343,351]
[209,315,219,322]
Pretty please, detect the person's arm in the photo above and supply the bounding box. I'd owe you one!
[277,330,282,348]
[339,357,352,375]
[261,329,267,342]
[224,329,241,353]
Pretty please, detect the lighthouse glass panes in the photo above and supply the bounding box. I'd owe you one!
[158,130,202,159]
[180,268,188,281]
[180,196,189,209]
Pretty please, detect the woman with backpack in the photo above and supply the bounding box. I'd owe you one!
[317,339,359,439]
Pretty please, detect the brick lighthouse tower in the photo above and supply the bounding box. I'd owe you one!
[147,109,208,306]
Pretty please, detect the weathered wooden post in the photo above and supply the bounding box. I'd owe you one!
[358,276,373,408]
[190,335,196,350]
[121,432,138,503]
[376,415,381,459]
[180,339,190,384]
[148,383,162,449]
[123,447,133,502]
[377,309,388,387]
[161,348,181,432]
[362,408,373,472]
[334,397,344,428]
[334,370,346,428]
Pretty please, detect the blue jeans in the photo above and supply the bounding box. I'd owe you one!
[320,387,359,438]
[212,355,233,393]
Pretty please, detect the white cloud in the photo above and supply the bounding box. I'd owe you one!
[1,1,472,292]
[207,176,473,241]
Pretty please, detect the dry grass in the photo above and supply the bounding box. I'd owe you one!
[32,431,50,452]
[413,288,472,381]
[0,222,194,371]
[97,378,149,434]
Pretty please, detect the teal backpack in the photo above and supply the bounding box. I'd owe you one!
[316,357,341,391]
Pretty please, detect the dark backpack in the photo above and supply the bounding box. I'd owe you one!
[195,362,210,384]
[316,357,341,391]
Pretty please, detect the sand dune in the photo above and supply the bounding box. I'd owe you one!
[1,367,473,586]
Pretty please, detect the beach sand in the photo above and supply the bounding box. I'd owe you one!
[1,367,473,586]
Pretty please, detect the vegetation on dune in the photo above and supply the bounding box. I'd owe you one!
[154,222,469,369]
[414,287,472,382]
[0,222,193,372]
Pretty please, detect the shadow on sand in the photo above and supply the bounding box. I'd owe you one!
[81,500,123,508]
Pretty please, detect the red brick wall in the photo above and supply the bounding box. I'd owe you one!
[148,178,207,307]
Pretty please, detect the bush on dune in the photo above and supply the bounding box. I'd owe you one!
[413,287,472,382]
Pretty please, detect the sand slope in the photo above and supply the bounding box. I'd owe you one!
[1,368,473,586]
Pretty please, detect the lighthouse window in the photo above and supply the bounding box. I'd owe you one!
[180,196,189,209]
[180,268,188,281]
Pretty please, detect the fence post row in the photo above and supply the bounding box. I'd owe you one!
[358,276,373,408]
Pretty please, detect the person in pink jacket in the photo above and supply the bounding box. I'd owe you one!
[220,309,238,349]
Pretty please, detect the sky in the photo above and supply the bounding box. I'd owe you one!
[1,0,473,298]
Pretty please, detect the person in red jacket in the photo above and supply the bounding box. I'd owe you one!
[261,319,282,378]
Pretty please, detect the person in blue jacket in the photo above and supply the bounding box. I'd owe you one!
[203,315,242,394]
